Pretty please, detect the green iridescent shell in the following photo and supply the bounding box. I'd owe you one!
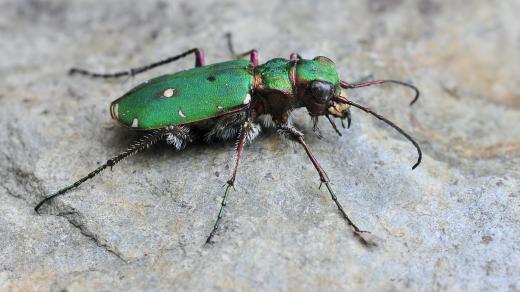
[111,60,254,129]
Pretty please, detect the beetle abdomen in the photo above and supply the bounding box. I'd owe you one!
[111,60,254,129]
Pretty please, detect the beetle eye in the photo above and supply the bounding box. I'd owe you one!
[310,81,333,103]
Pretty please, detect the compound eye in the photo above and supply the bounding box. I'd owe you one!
[310,80,333,103]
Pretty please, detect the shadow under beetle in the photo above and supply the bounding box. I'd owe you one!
[35,34,421,245]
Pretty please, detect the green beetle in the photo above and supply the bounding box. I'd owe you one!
[36,35,421,245]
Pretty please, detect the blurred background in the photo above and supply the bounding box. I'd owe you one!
[1,0,518,291]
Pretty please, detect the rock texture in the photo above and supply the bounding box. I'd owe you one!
[1,0,519,291]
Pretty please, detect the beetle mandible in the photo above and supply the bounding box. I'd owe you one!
[35,34,421,245]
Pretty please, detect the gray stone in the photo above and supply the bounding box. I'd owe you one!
[1,0,519,291]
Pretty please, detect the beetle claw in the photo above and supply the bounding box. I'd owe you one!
[312,117,324,139]
[346,109,352,129]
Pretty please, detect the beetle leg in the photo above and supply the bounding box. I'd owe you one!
[69,48,206,79]
[34,127,172,213]
[225,33,259,66]
[311,116,323,139]
[289,53,302,61]
[277,125,374,246]
[206,119,250,244]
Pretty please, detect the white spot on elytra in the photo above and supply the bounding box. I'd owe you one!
[217,105,224,111]
[131,118,138,127]
[243,93,251,104]
[163,88,175,97]
[178,108,186,118]
[113,103,119,119]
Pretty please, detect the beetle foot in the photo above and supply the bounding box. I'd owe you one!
[353,230,378,248]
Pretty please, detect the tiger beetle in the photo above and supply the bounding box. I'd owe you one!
[35,34,421,245]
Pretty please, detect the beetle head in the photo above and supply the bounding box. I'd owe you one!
[294,56,350,119]
[294,57,423,170]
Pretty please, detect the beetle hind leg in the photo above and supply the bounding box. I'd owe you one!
[34,128,171,213]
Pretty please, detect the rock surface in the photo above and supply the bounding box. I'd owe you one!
[1,0,519,291]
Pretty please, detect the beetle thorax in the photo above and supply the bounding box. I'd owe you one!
[252,56,341,124]
[252,58,301,124]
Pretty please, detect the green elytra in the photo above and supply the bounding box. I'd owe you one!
[35,36,421,246]
[112,57,340,129]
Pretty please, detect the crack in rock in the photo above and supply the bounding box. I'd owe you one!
[1,153,47,206]
[1,150,129,264]
[56,209,129,264]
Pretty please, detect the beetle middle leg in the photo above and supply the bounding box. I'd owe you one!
[69,48,206,79]
[277,125,374,246]
[205,118,251,244]
[289,53,302,61]
[225,33,259,66]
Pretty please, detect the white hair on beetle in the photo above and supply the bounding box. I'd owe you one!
[244,122,261,144]
[165,126,191,150]
[204,112,245,142]
[257,114,276,128]
[165,133,185,150]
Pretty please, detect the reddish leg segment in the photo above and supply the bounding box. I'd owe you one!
[289,53,302,61]
[225,33,259,66]
[206,119,250,244]
[69,48,206,79]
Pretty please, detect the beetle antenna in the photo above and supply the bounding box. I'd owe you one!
[337,96,422,169]
[34,128,170,213]
[341,80,420,106]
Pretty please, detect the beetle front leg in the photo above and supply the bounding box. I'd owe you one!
[206,118,250,244]
[69,48,206,79]
[277,125,373,245]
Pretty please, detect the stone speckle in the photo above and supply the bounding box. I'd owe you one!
[1,0,519,291]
